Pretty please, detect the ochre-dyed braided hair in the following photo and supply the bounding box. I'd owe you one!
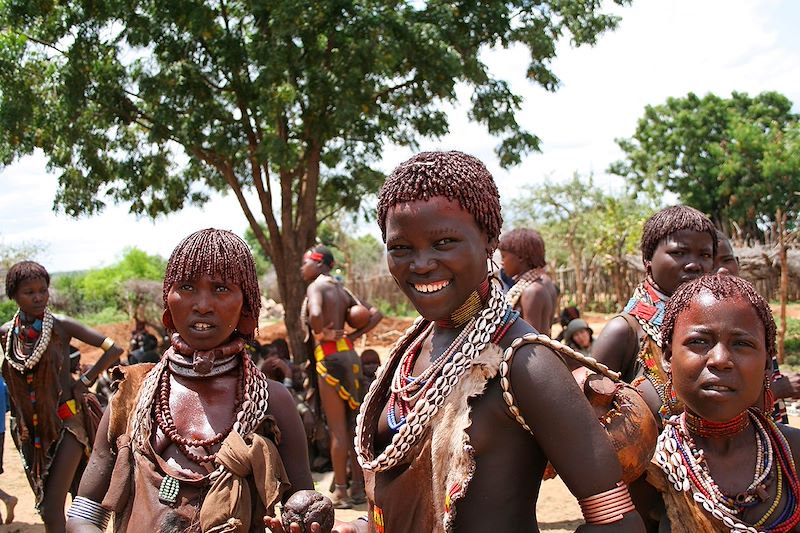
[377,151,502,244]
[163,228,261,323]
[661,273,776,365]
[640,205,718,262]
[498,228,546,268]
[5,261,50,299]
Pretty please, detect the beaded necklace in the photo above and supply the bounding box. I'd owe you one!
[130,352,271,487]
[386,283,516,432]
[357,279,510,472]
[624,279,668,347]
[685,410,750,439]
[155,361,244,464]
[4,309,54,372]
[504,267,546,309]
[656,408,800,533]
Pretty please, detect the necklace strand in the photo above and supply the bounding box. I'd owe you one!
[4,309,54,372]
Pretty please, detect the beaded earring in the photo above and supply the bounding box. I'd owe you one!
[763,375,775,414]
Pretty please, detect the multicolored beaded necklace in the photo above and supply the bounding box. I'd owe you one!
[624,280,679,417]
[656,408,800,532]
[684,410,750,439]
[386,279,517,433]
[4,309,54,372]
[623,279,668,347]
[4,309,55,451]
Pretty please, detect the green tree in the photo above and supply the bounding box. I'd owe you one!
[0,0,630,357]
[507,173,653,309]
[610,91,799,241]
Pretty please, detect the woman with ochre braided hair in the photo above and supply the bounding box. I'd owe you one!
[0,261,123,532]
[497,228,559,336]
[331,151,646,533]
[67,229,329,533]
[591,205,718,423]
[647,274,800,532]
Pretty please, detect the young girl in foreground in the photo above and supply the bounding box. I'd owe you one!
[650,274,800,532]
[67,229,321,533]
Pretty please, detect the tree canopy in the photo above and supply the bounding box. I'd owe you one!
[506,173,653,309]
[0,0,630,356]
[610,91,800,242]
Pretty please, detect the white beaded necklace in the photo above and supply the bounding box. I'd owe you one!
[504,267,546,309]
[4,309,54,372]
[356,281,507,472]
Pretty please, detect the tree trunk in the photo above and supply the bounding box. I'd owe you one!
[570,246,585,310]
[777,208,788,365]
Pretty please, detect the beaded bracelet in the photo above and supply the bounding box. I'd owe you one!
[578,482,635,525]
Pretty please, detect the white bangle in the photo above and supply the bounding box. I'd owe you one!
[100,337,114,351]
[80,374,93,387]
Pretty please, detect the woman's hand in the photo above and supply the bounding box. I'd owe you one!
[264,517,365,533]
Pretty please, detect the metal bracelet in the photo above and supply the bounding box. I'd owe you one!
[67,496,111,529]
[100,337,114,351]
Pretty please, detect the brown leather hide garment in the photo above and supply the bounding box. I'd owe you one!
[103,363,287,533]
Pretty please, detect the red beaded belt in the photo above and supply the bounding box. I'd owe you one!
[57,399,79,421]
[314,338,354,362]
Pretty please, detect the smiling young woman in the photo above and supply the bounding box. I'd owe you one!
[347,151,646,533]
[648,274,800,533]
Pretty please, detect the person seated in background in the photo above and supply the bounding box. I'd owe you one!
[127,330,159,365]
[555,305,581,341]
[359,348,380,396]
[563,318,594,362]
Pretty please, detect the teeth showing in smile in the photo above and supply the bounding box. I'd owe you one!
[705,385,732,392]
[193,323,213,331]
[414,280,450,293]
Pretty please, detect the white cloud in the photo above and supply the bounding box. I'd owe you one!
[1,0,797,271]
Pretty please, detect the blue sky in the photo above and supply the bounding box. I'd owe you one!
[1,0,798,272]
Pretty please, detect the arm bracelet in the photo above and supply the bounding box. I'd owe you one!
[67,496,112,529]
[100,337,114,351]
[79,374,93,387]
[578,481,635,525]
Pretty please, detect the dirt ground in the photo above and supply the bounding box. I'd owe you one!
[3,307,797,531]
